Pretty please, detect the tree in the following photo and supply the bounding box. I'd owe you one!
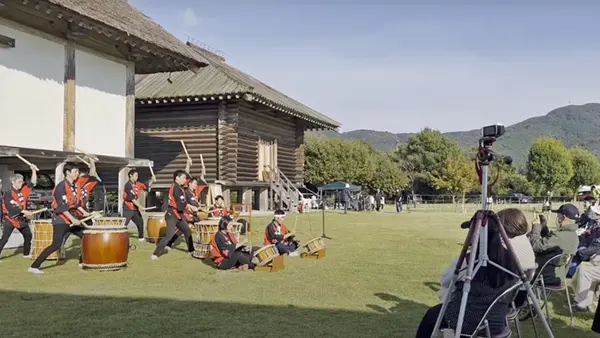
[431,152,479,207]
[526,137,573,195]
[304,136,343,185]
[395,128,462,202]
[367,152,409,194]
[569,147,600,191]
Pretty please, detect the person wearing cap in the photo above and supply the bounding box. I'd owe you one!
[264,210,300,256]
[528,204,579,285]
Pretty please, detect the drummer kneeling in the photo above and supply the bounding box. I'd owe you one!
[264,209,300,257]
[210,216,255,271]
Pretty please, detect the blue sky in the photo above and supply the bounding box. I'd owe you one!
[130,1,600,133]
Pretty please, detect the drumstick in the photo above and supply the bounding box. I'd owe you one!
[284,232,295,239]
[73,147,99,162]
[235,240,247,249]
[180,140,191,161]
[200,154,206,178]
[15,154,39,171]
[148,164,156,180]
[143,206,158,211]
[31,208,48,215]
[76,156,91,167]
[76,212,101,225]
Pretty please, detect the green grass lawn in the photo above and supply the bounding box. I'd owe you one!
[0,208,596,337]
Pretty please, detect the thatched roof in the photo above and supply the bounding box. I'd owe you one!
[48,0,205,67]
[136,43,340,130]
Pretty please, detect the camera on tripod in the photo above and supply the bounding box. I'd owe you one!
[481,124,505,139]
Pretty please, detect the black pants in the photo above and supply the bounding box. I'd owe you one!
[0,222,32,256]
[276,241,298,254]
[31,223,83,269]
[416,304,447,338]
[122,208,144,239]
[60,219,92,258]
[153,215,194,255]
[167,216,197,247]
[218,251,255,270]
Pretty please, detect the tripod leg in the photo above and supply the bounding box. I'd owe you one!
[527,299,539,338]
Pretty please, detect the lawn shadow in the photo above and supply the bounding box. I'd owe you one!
[423,281,441,292]
[0,290,427,337]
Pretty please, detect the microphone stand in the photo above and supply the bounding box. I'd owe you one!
[320,192,332,239]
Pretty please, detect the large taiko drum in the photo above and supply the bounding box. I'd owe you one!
[82,222,129,271]
[146,215,167,243]
[254,244,279,266]
[31,220,60,260]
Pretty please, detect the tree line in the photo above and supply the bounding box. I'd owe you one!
[304,128,600,202]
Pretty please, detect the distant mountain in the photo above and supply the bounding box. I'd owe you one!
[310,103,600,166]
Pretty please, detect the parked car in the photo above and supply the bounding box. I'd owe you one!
[507,193,532,203]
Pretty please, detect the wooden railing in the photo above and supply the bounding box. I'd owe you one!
[265,165,302,211]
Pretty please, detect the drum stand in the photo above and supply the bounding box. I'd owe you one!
[255,255,285,272]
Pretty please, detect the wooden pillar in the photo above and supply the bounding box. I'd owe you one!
[63,39,76,151]
[0,165,11,193]
[222,187,231,209]
[242,188,252,206]
[118,167,128,215]
[259,187,269,211]
[55,162,65,186]
[125,62,135,158]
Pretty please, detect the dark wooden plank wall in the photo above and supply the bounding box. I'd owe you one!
[134,103,219,187]
[294,122,305,184]
[236,100,298,182]
[217,101,238,182]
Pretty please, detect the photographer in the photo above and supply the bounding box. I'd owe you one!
[437,208,535,301]
[416,210,522,338]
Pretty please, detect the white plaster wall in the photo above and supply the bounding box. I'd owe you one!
[75,49,127,157]
[0,23,65,151]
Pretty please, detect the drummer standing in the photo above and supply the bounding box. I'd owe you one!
[29,162,86,274]
[122,169,154,242]
[0,166,37,261]
[60,159,101,259]
[165,175,203,250]
[151,170,198,260]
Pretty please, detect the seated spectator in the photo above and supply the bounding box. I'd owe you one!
[438,208,535,301]
[416,210,519,338]
[527,204,579,286]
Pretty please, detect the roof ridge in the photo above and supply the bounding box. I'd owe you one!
[186,42,253,94]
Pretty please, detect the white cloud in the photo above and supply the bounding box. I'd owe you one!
[182,8,199,27]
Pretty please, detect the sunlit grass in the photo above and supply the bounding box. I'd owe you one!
[0,208,595,337]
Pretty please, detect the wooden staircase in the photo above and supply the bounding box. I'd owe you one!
[268,166,302,211]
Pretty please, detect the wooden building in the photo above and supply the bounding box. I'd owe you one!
[135,42,340,211]
[0,0,207,216]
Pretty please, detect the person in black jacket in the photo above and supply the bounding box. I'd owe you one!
[210,216,254,270]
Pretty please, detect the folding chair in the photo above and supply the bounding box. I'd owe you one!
[440,281,523,338]
[516,254,574,330]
